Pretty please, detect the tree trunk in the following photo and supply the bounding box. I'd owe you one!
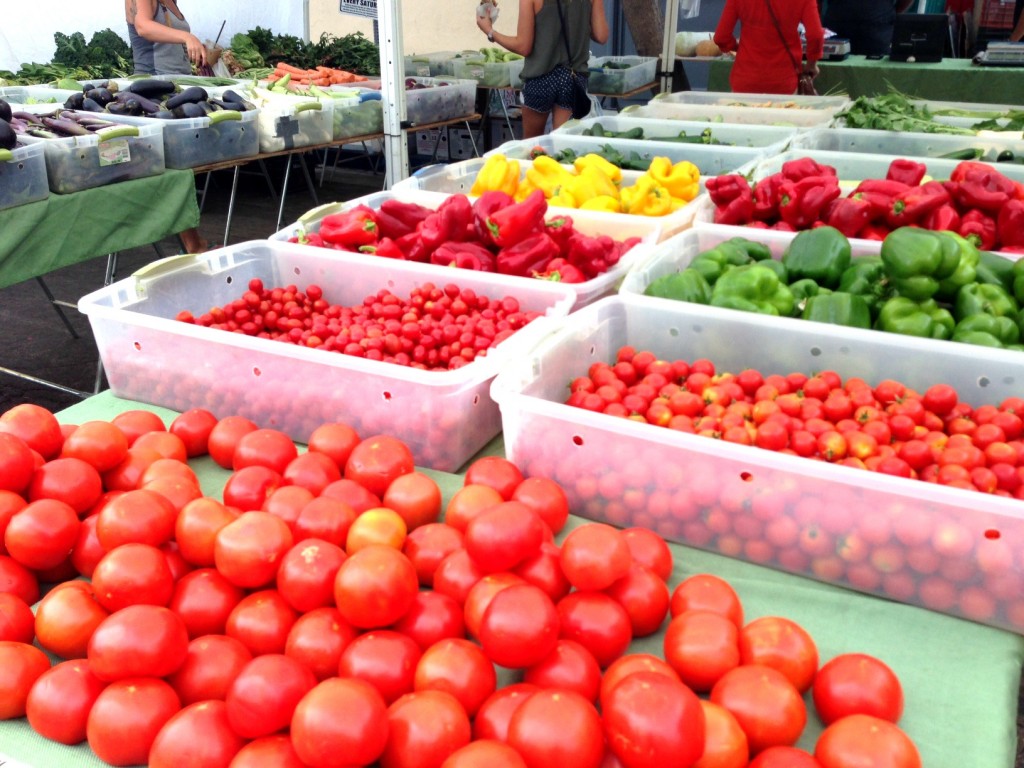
[621,0,664,57]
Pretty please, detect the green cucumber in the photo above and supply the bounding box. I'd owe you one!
[294,101,323,113]
[96,125,140,142]
[0,149,13,162]
[209,109,242,124]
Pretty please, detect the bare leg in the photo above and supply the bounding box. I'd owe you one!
[178,227,209,253]
[521,106,551,139]
[550,105,573,131]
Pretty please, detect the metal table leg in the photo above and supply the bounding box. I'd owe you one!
[223,165,241,246]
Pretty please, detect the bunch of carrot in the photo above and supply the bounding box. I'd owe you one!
[264,61,370,88]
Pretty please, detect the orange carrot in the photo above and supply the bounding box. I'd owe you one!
[275,62,311,75]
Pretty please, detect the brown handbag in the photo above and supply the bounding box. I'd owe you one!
[763,0,818,95]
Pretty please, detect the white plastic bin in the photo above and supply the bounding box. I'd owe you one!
[0,142,49,210]
[555,115,800,149]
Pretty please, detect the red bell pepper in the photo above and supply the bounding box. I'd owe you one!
[472,190,516,242]
[379,199,433,234]
[706,174,751,207]
[533,257,586,283]
[293,230,325,248]
[396,231,430,262]
[544,215,577,255]
[319,205,379,249]
[997,199,1024,248]
[418,194,475,254]
[852,179,910,221]
[566,232,618,279]
[771,220,796,232]
[826,196,873,238]
[952,167,1017,213]
[429,241,496,272]
[885,158,927,187]
[358,237,405,259]
[959,209,998,250]
[778,175,841,230]
[950,160,1001,183]
[886,181,950,228]
[780,157,837,181]
[484,189,547,249]
[923,203,961,234]
[861,223,890,241]
[752,172,786,222]
[496,232,560,277]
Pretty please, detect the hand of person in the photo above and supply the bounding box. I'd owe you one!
[185,33,207,66]
[476,12,493,36]
[803,62,820,78]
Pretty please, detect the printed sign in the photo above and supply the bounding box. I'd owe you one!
[340,0,377,18]
[98,138,131,166]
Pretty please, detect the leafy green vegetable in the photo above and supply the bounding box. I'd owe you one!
[836,89,976,136]
[52,29,132,78]
[228,33,265,71]
[234,27,380,75]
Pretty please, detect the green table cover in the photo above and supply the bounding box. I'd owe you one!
[708,55,1024,104]
[1,391,1021,767]
[0,169,200,291]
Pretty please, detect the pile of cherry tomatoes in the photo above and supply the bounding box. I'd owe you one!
[0,401,920,767]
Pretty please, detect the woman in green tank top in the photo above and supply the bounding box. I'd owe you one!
[476,0,609,138]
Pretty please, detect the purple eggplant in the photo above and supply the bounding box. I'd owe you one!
[114,89,161,114]
[41,116,91,137]
[0,99,11,124]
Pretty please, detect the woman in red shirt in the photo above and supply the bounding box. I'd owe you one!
[714,0,824,94]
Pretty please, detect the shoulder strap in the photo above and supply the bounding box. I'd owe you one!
[554,0,576,72]
[762,0,801,74]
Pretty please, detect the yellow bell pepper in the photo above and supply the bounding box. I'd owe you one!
[619,176,673,217]
[579,165,619,200]
[573,153,622,184]
[470,154,520,197]
[579,195,621,213]
[548,187,578,208]
[513,176,540,203]
[646,157,700,202]
[526,155,576,197]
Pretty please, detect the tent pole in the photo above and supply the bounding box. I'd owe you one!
[379,0,410,187]
[660,0,680,94]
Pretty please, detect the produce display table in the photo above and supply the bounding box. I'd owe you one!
[1,391,1020,767]
[0,169,199,291]
[707,55,1024,103]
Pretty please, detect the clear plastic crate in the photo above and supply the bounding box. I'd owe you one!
[404,51,460,77]
[0,85,82,105]
[272,189,662,311]
[77,240,577,473]
[490,293,1024,634]
[0,142,49,211]
[586,56,659,95]
[630,99,837,127]
[556,115,800,149]
[452,57,525,88]
[405,78,478,125]
[662,90,850,111]
[256,97,334,153]
[792,127,1024,164]
[332,92,384,140]
[18,118,165,194]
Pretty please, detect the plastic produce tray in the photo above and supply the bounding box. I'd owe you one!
[405,77,478,125]
[272,189,662,311]
[0,142,49,211]
[393,157,696,242]
[93,109,259,169]
[331,91,384,140]
[78,240,577,473]
[490,136,765,178]
[556,115,800,149]
[0,85,81,104]
[255,97,334,153]
[627,98,837,127]
[662,90,850,110]
[491,293,1024,634]
[404,51,460,77]
[586,56,658,94]
[452,57,525,88]
[18,120,165,194]
[792,126,1024,164]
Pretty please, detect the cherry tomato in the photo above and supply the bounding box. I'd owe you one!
[0,592,34,643]
[307,421,362,471]
[0,641,50,719]
[815,714,921,768]
[226,653,318,739]
[511,476,570,534]
[670,573,744,627]
[291,677,390,767]
[167,634,252,705]
[383,471,443,531]
[560,523,632,591]
[86,677,181,766]
[33,581,109,660]
[276,538,347,613]
[380,690,472,768]
[464,501,546,573]
[5,498,80,571]
[390,590,466,651]
[441,740,528,768]
[149,699,247,768]
[444,483,504,533]
[334,544,419,629]
[711,665,807,754]
[738,616,819,694]
[812,653,904,725]
[88,605,189,681]
[557,591,633,668]
[168,567,245,639]
[168,407,219,458]
[664,610,741,693]
[91,542,175,612]
[207,415,259,469]
[0,403,63,459]
[25,659,105,744]
[478,583,560,669]
[345,435,416,498]
[286,606,358,681]
[523,638,602,702]
[225,589,298,656]
[338,629,422,704]
[464,456,524,500]
[414,637,497,717]
[694,700,749,768]
[215,511,295,589]
[508,688,605,768]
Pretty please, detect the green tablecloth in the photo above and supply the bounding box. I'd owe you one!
[0,169,200,291]
[708,55,1024,104]
[1,391,1021,767]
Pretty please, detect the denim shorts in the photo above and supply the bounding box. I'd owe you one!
[522,64,588,113]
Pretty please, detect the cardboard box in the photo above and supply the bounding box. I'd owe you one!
[413,129,449,160]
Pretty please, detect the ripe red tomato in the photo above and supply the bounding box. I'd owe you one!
[230,735,306,768]
[86,677,181,766]
[473,683,539,741]
[168,407,219,458]
[283,451,342,496]
[0,432,34,494]
[523,638,602,702]
[604,563,671,637]
[307,421,362,471]
[444,483,504,533]
[88,605,189,681]
[403,522,465,587]
[225,589,298,656]
[433,549,486,605]
[513,541,572,603]
[175,497,237,568]
[738,616,819,694]
[812,653,904,726]
[5,498,80,571]
[168,568,245,639]
[711,665,807,754]
[670,573,744,627]
[414,637,497,717]
[60,420,129,473]
[748,746,823,767]
[291,677,390,766]
[110,409,166,445]
[441,740,528,768]
[148,699,247,768]
[91,542,175,612]
[0,592,34,643]
[233,428,299,473]
[334,544,419,629]
[286,606,358,681]
[557,590,633,668]
[222,465,283,512]
[346,506,408,552]
[0,641,50,719]
[28,457,103,515]
[167,634,252,705]
[276,538,347,613]
[0,554,38,605]
[25,659,105,744]
[390,590,466,651]
[321,477,382,514]
[664,610,741,693]
[511,476,570,534]
[0,489,27,554]
[226,653,318,739]
[214,511,295,589]
[621,527,674,582]
[464,501,546,574]
[695,700,748,768]
[338,629,422,704]
[131,431,188,463]
[599,653,680,711]
[380,690,472,768]
[33,582,109,660]
[478,583,560,669]
[815,714,921,768]
[508,688,605,768]
[464,456,525,500]
[294,495,358,546]
[262,484,315,532]
[345,435,416,498]
[95,489,178,551]
[383,471,443,531]
[560,523,632,591]
[207,415,259,469]
[463,572,526,640]
[0,403,63,459]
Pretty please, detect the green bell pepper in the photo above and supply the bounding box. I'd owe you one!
[644,269,712,304]
[953,282,1020,321]
[880,227,961,302]
[1012,258,1024,305]
[934,232,980,301]
[837,256,888,315]
[757,259,789,283]
[722,237,772,262]
[710,263,796,317]
[689,242,753,285]
[789,278,829,303]
[976,249,1016,293]
[952,314,1020,348]
[801,292,872,329]
[876,297,955,340]
[781,225,852,290]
